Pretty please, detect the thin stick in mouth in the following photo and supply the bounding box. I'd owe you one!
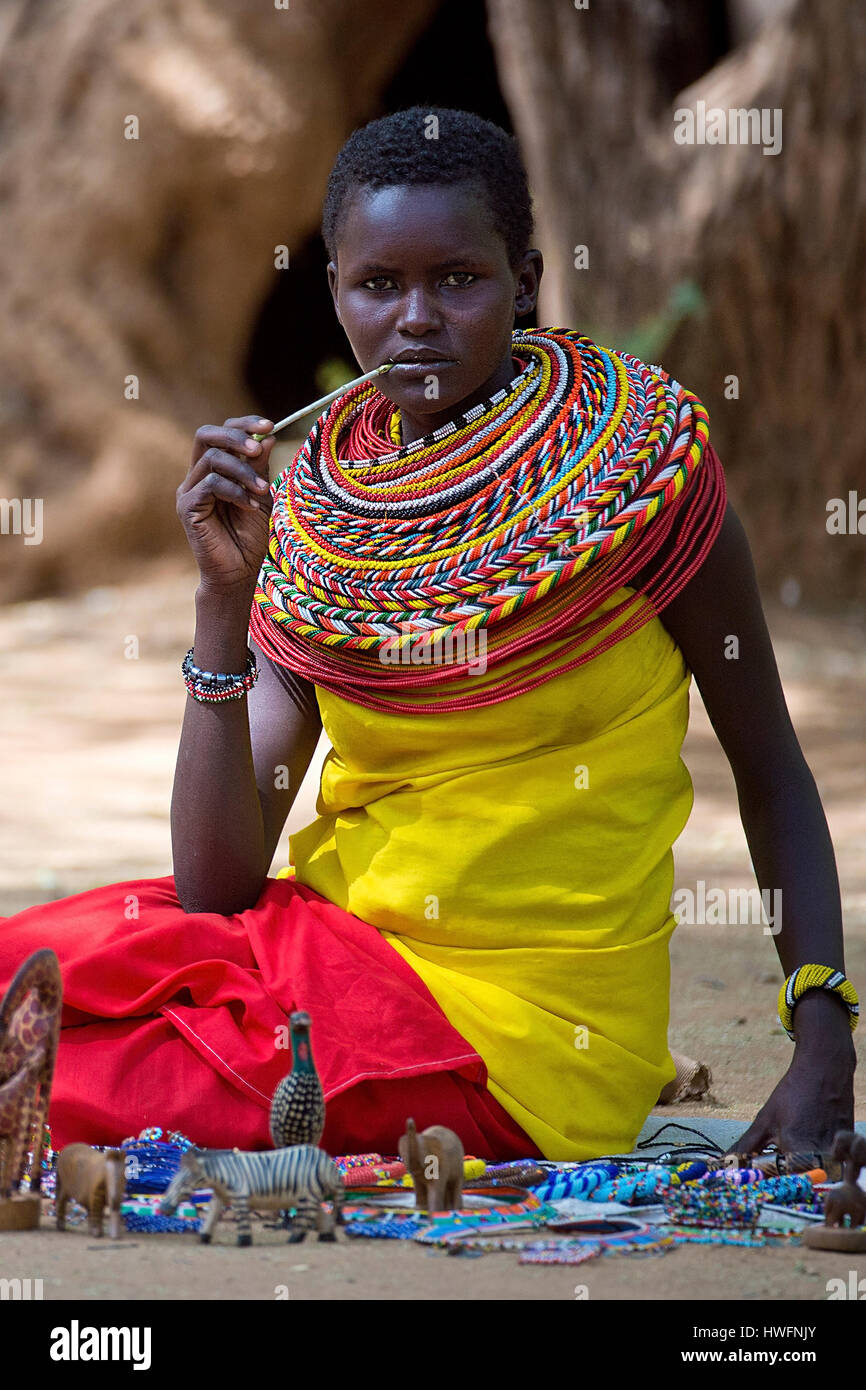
[252,363,394,441]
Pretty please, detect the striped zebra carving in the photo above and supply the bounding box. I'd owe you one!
[160,1145,344,1247]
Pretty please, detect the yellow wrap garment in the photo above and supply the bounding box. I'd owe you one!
[278,585,693,1160]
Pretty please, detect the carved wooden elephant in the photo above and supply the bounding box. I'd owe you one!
[398,1117,464,1213]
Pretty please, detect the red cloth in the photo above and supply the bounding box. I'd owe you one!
[0,875,541,1159]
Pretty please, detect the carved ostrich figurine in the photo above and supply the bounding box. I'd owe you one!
[269,1011,325,1149]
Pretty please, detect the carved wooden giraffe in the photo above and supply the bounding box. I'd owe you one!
[0,948,62,1201]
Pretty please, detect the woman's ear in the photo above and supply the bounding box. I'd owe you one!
[327,261,342,325]
[515,248,543,319]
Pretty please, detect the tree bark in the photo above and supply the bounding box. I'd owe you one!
[0,0,436,600]
[486,0,866,609]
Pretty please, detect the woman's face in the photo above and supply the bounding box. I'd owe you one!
[327,182,542,443]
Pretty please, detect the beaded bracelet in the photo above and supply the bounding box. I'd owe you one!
[518,1240,605,1265]
[182,647,259,703]
[345,1217,427,1240]
[669,1228,771,1248]
[663,1186,759,1228]
[777,965,859,1040]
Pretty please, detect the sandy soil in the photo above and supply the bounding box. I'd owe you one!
[1,560,864,1300]
[2,1216,865,1301]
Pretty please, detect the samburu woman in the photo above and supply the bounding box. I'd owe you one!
[0,108,856,1159]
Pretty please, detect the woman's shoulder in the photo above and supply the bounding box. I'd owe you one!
[634,500,800,782]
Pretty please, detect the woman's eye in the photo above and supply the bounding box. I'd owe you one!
[362,277,395,290]
[442,272,476,286]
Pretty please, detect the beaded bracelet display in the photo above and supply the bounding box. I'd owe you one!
[706,1167,764,1186]
[342,1161,406,1188]
[124,1210,202,1235]
[777,965,859,1040]
[120,1140,186,1194]
[520,1228,673,1260]
[518,1240,605,1265]
[668,1228,772,1248]
[756,1175,825,1210]
[345,1216,427,1240]
[182,647,259,703]
[444,1233,576,1257]
[473,1168,548,1189]
[528,1163,619,1202]
[481,1160,548,1185]
[663,1186,759,1228]
[413,1198,554,1246]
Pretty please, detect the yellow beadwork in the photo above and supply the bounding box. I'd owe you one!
[777,964,859,1040]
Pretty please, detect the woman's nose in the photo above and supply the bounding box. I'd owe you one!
[394,287,441,335]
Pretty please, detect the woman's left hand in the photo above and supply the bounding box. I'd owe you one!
[730,993,856,1155]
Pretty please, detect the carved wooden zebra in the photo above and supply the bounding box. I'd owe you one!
[159,1145,345,1247]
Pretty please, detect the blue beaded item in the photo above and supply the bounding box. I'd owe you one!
[529,1164,620,1202]
[121,1139,186,1194]
[124,1212,202,1235]
[345,1217,426,1240]
[756,1174,821,1206]
[664,1186,759,1228]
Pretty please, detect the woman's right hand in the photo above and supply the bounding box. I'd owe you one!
[177,415,277,594]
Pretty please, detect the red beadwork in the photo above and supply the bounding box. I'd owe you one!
[249,330,726,713]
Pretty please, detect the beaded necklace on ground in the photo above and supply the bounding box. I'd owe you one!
[250,328,726,713]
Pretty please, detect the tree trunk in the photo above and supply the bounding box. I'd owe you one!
[0,0,437,600]
[486,0,866,609]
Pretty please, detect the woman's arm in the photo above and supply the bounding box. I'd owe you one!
[639,500,856,1150]
[170,590,321,915]
[170,412,322,915]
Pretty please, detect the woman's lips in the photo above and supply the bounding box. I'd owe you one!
[388,359,459,376]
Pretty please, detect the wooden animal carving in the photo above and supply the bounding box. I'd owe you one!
[823,1131,866,1229]
[269,1011,325,1149]
[56,1145,126,1238]
[0,949,62,1224]
[803,1131,866,1251]
[398,1118,464,1213]
[160,1145,344,1247]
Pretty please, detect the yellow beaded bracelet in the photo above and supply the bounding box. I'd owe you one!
[778,965,859,1040]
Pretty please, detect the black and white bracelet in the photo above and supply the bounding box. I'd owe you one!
[182,647,259,703]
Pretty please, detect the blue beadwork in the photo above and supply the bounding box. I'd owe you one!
[124,1212,201,1234]
[345,1217,426,1240]
[121,1140,185,1193]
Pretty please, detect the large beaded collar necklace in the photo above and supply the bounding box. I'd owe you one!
[249,328,726,713]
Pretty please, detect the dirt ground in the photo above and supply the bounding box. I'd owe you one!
[1,559,865,1300]
[2,1218,866,1302]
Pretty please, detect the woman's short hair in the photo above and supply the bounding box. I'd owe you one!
[322,105,534,269]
